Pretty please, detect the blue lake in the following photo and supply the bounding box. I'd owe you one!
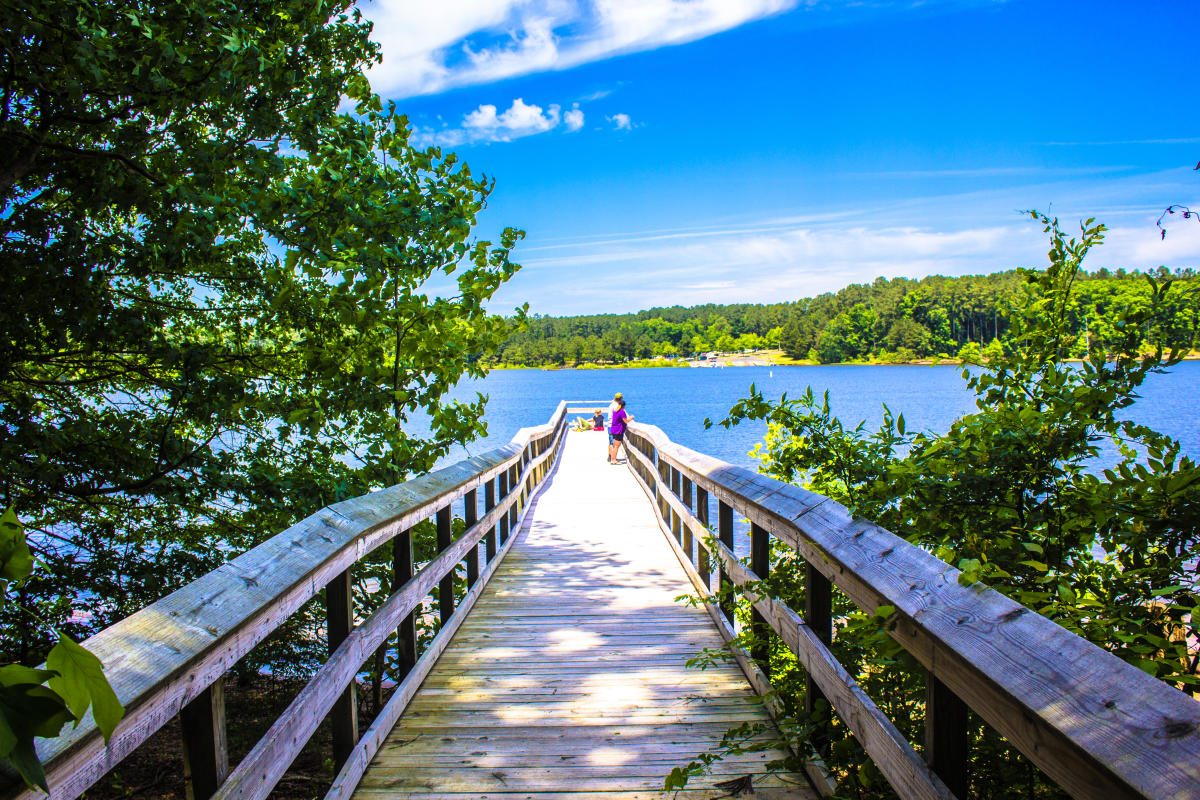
[438,361,1200,471]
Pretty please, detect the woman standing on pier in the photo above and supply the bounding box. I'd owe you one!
[608,397,633,464]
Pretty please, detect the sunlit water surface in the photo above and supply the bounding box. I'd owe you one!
[433,362,1200,472]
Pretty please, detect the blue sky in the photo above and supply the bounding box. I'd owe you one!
[356,0,1200,316]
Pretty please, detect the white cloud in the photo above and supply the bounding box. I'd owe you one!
[358,0,797,98]
[564,103,585,132]
[608,112,632,130]
[414,97,565,146]
[505,207,1200,314]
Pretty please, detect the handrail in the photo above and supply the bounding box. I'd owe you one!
[9,402,574,800]
[623,422,1200,800]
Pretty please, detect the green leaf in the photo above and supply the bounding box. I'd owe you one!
[5,737,47,792]
[664,766,689,790]
[46,634,125,741]
[0,507,33,587]
[0,704,16,756]
[0,665,57,688]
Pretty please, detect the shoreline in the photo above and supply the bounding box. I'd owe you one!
[488,349,1200,371]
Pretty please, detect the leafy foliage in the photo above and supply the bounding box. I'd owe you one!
[491,264,1200,367]
[0,509,123,790]
[1,0,525,779]
[702,214,1200,797]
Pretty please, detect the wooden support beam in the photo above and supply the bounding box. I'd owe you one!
[393,530,417,679]
[681,475,694,564]
[750,522,771,677]
[806,560,833,756]
[437,506,454,625]
[670,466,682,543]
[180,681,228,800]
[718,500,734,626]
[498,470,510,544]
[484,479,497,562]
[464,489,479,588]
[696,486,710,588]
[325,570,357,770]
[508,465,519,532]
[659,459,670,523]
[925,674,969,799]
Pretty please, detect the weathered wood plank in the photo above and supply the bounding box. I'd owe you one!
[631,422,1200,800]
[214,423,570,800]
[179,681,228,800]
[346,430,812,800]
[14,404,570,800]
[349,792,810,800]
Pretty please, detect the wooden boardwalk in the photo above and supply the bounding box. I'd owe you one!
[351,429,814,800]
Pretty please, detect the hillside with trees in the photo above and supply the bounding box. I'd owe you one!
[493,266,1199,366]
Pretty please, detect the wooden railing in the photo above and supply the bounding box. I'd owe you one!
[8,402,577,800]
[623,422,1200,800]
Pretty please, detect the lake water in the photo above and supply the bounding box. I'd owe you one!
[437,361,1200,471]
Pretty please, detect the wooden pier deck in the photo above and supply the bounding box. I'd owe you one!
[28,404,1199,800]
[350,429,813,800]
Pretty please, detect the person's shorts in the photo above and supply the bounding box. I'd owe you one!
[608,431,614,444]
[612,431,624,441]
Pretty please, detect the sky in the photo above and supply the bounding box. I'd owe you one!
[355,0,1200,316]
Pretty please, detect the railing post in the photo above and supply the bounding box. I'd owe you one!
[696,486,710,589]
[508,464,519,532]
[394,528,417,679]
[464,488,479,588]
[485,477,497,561]
[750,522,770,677]
[437,505,454,625]
[926,674,969,799]
[681,475,694,564]
[718,500,734,625]
[499,470,510,544]
[326,570,357,770]
[180,681,228,800]
[659,459,670,523]
[670,466,682,543]
[806,561,832,754]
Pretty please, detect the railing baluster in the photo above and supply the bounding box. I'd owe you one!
[325,569,357,769]
[696,486,710,589]
[750,522,771,678]
[926,674,970,798]
[805,560,832,754]
[681,475,694,565]
[180,681,228,800]
[499,470,510,544]
[393,528,417,679]
[659,459,670,523]
[485,477,497,561]
[508,464,519,532]
[437,505,454,625]
[464,488,479,588]
[670,466,682,543]
[718,500,734,625]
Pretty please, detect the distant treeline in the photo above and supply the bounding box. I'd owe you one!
[493,266,1200,366]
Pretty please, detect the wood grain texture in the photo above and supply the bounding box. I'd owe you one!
[347,431,814,800]
[629,422,1200,800]
[10,405,570,800]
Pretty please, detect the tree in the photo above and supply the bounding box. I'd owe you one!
[711,214,1200,795]
[1,0,524,719]
[883,317,930,354]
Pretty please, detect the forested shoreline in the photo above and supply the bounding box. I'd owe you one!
[494,266,1200,366]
